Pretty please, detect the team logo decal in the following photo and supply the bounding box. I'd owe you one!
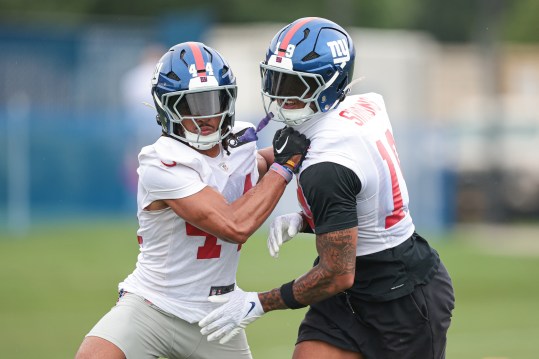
[218,162,229,172]
[327,39,350,66]
[151,62,163,85]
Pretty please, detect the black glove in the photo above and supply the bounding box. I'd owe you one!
[273,127,310,173]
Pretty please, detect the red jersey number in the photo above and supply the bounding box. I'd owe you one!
[186,174,253,259]
[376,129,405,229]
[186,223,222,259]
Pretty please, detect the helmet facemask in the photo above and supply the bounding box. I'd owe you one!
[150,42,238,151]
[260,64,325,126]
[156,85,236,150]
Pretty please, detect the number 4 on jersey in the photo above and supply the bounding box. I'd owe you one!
[186,224,221,259]
[185,174,253,259]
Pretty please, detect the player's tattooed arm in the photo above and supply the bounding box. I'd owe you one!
[258,288,287,311]
[294,227,357,303]
[258,227,357,311]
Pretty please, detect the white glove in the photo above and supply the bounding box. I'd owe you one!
[268,212,303,258]
[199,289,265,344]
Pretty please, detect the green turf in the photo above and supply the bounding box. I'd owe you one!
[1,220,538,358]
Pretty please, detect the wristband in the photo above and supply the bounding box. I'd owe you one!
[280,280,307,309]
[285,160,296,170]
[270,163,293,183]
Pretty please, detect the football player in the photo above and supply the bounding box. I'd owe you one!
[75,42,309,359]
[199,18,455,359]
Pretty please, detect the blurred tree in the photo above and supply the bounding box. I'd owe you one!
[413,0,481,42]
[0,0,537,43]
[353,0,424,30]
[503,0,539,42]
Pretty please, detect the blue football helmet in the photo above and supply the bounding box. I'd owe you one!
[260,17,355,126]
[151,42,237,150]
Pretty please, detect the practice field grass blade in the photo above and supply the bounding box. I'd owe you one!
[1,221,538,359]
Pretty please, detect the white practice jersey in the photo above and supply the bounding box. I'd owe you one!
[120,121,259,323]
[295,93,415,256]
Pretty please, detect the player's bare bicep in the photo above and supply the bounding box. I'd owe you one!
[257,146,273,179]
[165,186,229,225]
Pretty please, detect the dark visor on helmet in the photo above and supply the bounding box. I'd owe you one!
[171,89,235,117]
[263,69,319,98]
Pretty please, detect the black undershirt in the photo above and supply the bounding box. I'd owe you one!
[299,162,361,234]
[298,161,440,302]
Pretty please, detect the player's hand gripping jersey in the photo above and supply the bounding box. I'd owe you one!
[120,122,258,323]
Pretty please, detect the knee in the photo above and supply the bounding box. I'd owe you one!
[75,336,125,359]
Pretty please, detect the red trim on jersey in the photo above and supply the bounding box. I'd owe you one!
[243,173,253,194]
[376,131,405,229]
[187,42,207,77]
[278,17,316,56]
[296,182,315,230]
[236,173,253,252]
[161,160,177,167]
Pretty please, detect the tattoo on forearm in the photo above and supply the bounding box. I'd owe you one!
[294,229,356,304]
[259,288,287,312]
[258,229,356,312]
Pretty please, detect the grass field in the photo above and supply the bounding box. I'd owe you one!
[1,219,538,359]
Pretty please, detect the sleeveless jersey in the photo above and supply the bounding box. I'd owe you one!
[295,93,415,256]
[119,121,259,323]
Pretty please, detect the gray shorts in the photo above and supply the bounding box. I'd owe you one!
[87,292,252,359]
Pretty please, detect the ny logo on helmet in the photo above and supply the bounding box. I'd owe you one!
[327,39,350,66]
[151,62,164,85]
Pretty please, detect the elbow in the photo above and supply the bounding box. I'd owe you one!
[218,214,261,244]
[231,233,249,245]
[220,225,250,244]
[334,273,355,292]
[220,232,249,245]
[230,224,251,244]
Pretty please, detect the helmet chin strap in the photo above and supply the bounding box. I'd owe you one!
[343,77,365,96]
[184,129,221,150]
[279,105,314,126]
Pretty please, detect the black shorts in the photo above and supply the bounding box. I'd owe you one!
[296,261,455,359]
